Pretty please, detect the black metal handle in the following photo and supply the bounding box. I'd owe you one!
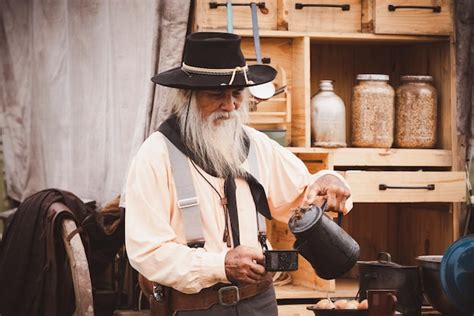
[210,1,266,10]
[321,200,344,226]
[295,3,350,11]
[388,4,441,13]
[246,57,271,64]
[379,184,435,191]
[377,251,392,263]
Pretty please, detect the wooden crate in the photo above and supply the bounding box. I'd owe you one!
[287,0,362,33]
[373,0,454,35]
[240,37,307,146]
[193,0,278,31]
[248,64,291,139]
[344,171,466,203]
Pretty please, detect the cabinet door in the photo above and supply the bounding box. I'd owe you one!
[373,0,453,35]
[193,0,278,31]
[344,171,465,202]
[288,0,362,32]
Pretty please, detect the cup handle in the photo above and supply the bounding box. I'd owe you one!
[388,293,397,313]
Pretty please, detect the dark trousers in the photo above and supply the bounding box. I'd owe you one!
[176,286,278,316]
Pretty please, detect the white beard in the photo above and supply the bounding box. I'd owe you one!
[177,93,249,178]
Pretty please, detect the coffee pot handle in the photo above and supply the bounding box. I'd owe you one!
[388,293,398,313]
[321,200,344,226]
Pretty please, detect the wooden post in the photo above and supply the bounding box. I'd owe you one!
[454,0,474,235]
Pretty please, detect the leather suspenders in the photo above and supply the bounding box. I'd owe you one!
[163,137,267,246]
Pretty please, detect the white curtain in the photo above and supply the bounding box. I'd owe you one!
[0,0,190,205]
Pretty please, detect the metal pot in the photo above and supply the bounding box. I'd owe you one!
[416,255,466,315]
[288,203,360,280]
[357,252,422,316]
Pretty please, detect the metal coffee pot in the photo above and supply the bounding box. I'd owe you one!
[288,202,360,280]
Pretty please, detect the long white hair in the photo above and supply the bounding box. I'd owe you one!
[170,89,250,178]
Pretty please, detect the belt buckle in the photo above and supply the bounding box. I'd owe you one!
[218,285,240,306]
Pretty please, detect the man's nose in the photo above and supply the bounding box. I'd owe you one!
[221,93,236,112]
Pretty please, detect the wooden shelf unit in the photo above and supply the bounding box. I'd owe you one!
[193,0,462,307]
[233,29,449,43]
[291,147,453,167]
[254,29,463,302]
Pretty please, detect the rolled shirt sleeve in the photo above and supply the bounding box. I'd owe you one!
[243,128,353,223]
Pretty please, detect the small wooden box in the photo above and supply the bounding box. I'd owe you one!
[193,0,278,31]
[241,37,298,145]
[373,0,453,35]
[287,0,362,33]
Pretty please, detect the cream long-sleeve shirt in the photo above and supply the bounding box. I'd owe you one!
[125,126,352,294]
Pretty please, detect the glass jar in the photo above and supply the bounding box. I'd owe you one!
[395,75,437,148]
[351,74,395,148]
[310,80,346,148]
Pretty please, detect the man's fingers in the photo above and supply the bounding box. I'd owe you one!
[324,185,351,212]
[247,270,263,282]
[339,195,349,215]
[250,261,265,275]
[326,191,339,212]
[241,276,258,284]
[248,248,264,262]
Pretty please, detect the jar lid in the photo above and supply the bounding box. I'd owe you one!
[319,79,334,91]
[401,75,433,82]
[356,74,389,81]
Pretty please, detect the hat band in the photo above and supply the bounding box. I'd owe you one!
[181,63,253,86]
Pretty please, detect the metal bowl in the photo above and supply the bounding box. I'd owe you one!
[416,255,464,315]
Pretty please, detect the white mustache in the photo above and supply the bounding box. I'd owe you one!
[211,111,236,121]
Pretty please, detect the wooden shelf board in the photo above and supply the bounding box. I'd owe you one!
[288,147,452,167]
[250,119,288,124]
[275,278,359,300]
[249,112,289,124]
[204,29,450,43]
[250,112,287,116]
[260,97,287,102]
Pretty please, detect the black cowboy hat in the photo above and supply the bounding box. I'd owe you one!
[151,32,277,90]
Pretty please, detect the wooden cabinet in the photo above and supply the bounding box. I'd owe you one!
[192,0,462,310]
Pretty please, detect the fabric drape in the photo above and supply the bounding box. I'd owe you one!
[0,0,190,205]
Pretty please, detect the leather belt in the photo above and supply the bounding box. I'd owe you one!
[140,273,273,313]
[170,273,273,311]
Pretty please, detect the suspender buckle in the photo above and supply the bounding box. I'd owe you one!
[177,197,199,209]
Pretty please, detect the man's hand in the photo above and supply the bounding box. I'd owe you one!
[225,246,266,285]
[303,174,351,214]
